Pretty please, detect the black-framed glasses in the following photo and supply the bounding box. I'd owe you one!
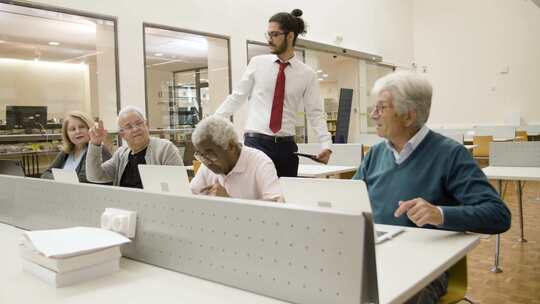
[265,31,288,40]
[119,120,145,134]
[372,104,392,115]
[194,150,219,164]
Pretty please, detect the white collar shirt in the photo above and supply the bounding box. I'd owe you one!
[189,146,282,201]
[215,54,332,150]
[385,125,430,165]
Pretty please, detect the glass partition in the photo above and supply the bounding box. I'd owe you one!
[0,2,119,176]
[144,24,231,165]
[366,63,394,132]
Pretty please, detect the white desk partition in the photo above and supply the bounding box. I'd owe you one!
[489,141,540,167]
[0,175,378,304]
[297,143,363,166]
[520,124,540,136]
[474,125,516,138]
[440,133,464,144]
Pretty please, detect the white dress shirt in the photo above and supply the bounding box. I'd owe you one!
[385,125,430,165]
[216,54,332,150]
[189,146,282,201]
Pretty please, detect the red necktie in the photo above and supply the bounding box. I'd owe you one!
[269,61,289,133]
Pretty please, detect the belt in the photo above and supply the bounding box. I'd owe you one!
[244,132,295,143]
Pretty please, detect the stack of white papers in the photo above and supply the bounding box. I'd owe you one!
[20,227,131,287]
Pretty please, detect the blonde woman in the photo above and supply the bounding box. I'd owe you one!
[41,111,111,183]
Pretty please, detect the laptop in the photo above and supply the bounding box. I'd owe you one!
[52,168,80,184]
[280,177,404,243]
[138,164,191,195]
[0,159,26,176]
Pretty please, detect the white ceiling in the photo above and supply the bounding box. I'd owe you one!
[144,28,210,72]
[0,3,215,71]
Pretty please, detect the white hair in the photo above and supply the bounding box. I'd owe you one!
[372,71,432,128]
[192,116,238,149]
[117,105,146,125]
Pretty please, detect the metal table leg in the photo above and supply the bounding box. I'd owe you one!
[516,180,527,243]
[491,180,503,273]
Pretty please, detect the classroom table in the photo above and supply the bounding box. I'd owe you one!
[482,166,540,273]
[482,166,540,242]
[0,223,479,304]
[297,164,357,178]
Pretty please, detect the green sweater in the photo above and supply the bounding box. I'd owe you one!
[353,131,511,234]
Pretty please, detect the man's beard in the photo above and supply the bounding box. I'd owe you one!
[270,38,288,55]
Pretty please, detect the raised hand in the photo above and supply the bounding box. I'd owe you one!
[89,120,108,145]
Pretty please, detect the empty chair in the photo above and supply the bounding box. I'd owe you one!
[473,135,493,164]
[515,130,528,142]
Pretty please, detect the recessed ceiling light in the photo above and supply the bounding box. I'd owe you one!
[322,74,328,78]
[317,70,323,73]
[48,41,60,46]
[154,53,163,56]
[0,40,5,43]
[318,78,324,81]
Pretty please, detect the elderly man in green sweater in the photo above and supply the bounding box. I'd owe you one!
[353,71,510,304]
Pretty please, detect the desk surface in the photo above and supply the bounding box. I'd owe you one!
[464,136,517,142]
[297,164,357,178]
[0,223,478,304]
[483,166,540,181]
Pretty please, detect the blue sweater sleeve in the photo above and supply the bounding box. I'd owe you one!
[439,145,511,234]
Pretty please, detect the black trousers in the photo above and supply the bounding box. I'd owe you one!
[244,135,299,177]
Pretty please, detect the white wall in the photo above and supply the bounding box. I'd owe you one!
[413,0,540,126]
[36,0,414,133]
[0,58,90,120]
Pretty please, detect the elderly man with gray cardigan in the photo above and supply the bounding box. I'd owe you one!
[86,106,183,187]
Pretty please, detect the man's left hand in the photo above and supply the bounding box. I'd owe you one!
[394,198,443,227]
[315,149,332,164]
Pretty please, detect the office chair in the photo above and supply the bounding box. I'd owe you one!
[438,257,474,304]
[472,135,493,166]
[515,130,528,142]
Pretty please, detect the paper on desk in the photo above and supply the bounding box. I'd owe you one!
[23,227,131,258]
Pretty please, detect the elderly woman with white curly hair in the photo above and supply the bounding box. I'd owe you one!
[189,116,281,201]
[353,71,510,304]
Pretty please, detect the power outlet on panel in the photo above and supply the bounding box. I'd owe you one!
[101,208,137,238]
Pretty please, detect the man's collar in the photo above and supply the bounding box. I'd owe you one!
[385,125,430,153]
[219,145,247,177]
[273,54,297,67]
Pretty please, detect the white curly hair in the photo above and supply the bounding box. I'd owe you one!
[192,115,238,149]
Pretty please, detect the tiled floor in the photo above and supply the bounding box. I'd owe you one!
[466,180,540,303]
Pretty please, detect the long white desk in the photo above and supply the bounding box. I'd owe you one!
[0,223,478,304]
[483,166,540,242]
[297,164,357,178]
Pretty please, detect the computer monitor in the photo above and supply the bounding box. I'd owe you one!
[0,159,25,176]
[5,105,47,129]
[138,164,191,195]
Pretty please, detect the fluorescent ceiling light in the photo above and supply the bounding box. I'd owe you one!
[317,69,322,73]
[322,74,328,78]
[0,40,5,43]
[154,53,163,56]
[48,41,61,46]
[318,78,324,81]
